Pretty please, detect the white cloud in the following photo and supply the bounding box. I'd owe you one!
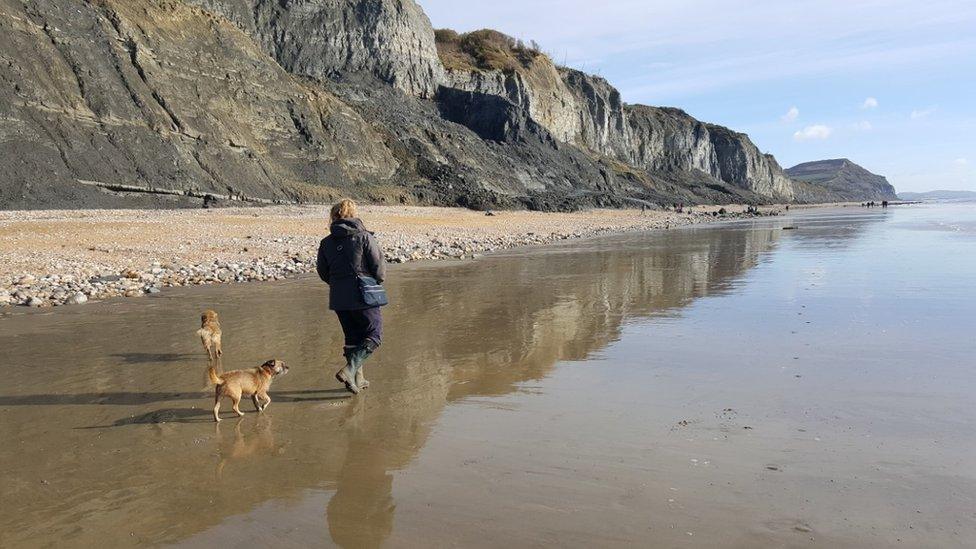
[851,120,873,131]
[780,106,799,122]
[793,124,833,141]
[861,97,879,109]
[954,158,969,166]
[910,107,936,119]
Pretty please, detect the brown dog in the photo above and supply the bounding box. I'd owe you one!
[197,310,222,361]
[209,359,288,422]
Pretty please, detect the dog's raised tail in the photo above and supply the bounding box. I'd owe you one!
[207,363,223,386]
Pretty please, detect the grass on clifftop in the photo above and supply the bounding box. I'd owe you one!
[435,28,547,72]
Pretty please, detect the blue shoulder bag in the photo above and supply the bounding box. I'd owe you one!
[358,275,389,307]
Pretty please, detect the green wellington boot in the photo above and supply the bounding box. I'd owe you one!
[355,367,370,389]
[335,364,360,394]
[335,350,360,395]
[348,347,373,390]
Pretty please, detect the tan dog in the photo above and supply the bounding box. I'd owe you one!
[208,359,288,422]
[197,310,222,361]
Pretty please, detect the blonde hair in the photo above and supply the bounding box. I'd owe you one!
[330,198,358,223]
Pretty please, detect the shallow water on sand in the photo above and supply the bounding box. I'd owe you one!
[1,204,974,548]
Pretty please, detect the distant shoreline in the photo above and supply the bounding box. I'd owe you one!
[0,202,856,309]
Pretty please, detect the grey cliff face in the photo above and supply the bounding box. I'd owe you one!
[189,0,445,98]
[444,60,798,201]
[705,124,795,200]
[444,61,580,144]
[0,0,892,210]
[624,107,717,177]
[558,69,631,159]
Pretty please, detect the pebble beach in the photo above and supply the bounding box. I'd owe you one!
[0,204,782,308]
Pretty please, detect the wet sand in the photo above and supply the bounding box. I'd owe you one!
[1,204,974,547]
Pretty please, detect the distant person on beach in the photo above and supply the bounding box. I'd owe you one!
[316,199,387,394]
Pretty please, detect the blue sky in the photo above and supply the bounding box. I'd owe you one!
[418,0,976,192]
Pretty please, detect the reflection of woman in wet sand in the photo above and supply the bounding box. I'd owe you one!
[316,199,387,394]
[327,399,395,548]
[327,445,394,548]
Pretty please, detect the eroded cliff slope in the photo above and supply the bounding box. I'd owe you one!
[0,0,399,208]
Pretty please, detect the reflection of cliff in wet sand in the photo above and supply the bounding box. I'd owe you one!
[0,225,785,546]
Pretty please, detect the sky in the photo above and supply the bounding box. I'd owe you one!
[417,0,976,193]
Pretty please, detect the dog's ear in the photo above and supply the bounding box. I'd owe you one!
[260,360,276,372]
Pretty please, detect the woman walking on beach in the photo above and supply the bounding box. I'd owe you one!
[316,199,387,394]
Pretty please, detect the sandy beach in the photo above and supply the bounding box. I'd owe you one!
[0,203,787,308]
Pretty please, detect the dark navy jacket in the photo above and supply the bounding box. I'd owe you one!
[316,218,386,311]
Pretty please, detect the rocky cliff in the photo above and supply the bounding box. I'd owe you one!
[786,159,898,201]
[0,0,891,210]
[436,36,799,203]
[188,0,445,98]
[434,34,799,203]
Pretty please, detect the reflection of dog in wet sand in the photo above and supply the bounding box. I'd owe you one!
[197,310,223,361]
[208,360,289,422]
[215,415,281,478]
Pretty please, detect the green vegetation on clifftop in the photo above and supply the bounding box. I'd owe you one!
[434,29,545,72]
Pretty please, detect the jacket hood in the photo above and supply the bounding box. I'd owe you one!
[330,217,367,238]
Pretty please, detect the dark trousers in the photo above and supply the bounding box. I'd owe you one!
[335,307,383,353]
